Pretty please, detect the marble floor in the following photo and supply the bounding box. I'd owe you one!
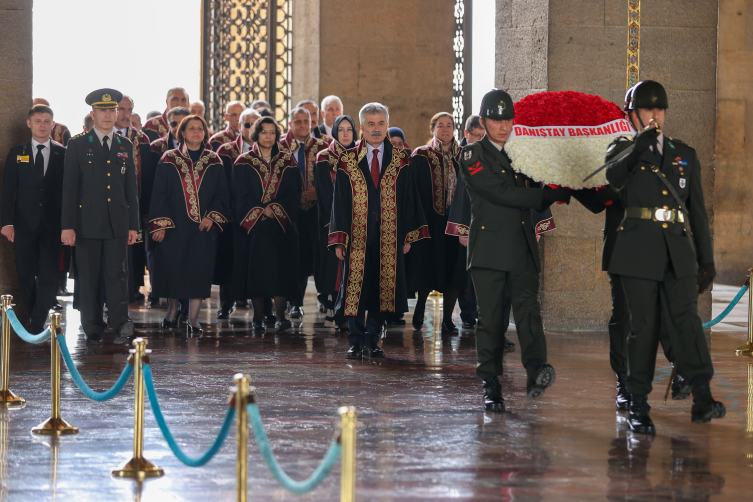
[1,281,752,501]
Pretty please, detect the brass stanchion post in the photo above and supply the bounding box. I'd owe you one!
[112,338,163,479]
[235,373,250,502]
[0,294,24,405]
[32,313,78,435]
[339,406,357,502]
[736,269,753,356]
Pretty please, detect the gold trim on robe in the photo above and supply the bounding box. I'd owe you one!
[280,129,328,210]
[143,110,169,139]
[149,217,175,233]
[50,122,69,146]
[445,222,469,237]
[206,210,228,232]
[406,225,431,244]
[411,137,461,216]
[160,145,222,224]
[209,125,238,147]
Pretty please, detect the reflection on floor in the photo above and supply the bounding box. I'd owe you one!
[1,282,752,501]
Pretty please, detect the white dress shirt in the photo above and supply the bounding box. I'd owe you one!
[323,122,333,137]
[92,127,115,149]
[242,140,251,153]
[366,142,385,172]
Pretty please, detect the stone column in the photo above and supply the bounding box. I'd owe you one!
[292,0,455,147]
[0,1,33,309]
[496,0,718,329]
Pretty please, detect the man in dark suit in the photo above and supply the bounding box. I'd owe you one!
[1,104,65,333]
[61,88,140,344]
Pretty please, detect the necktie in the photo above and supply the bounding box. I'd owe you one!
[654,139,663,166]
[117,129,124,136]
[34,144,45,178]
[103,135,110,157]
[298,142,305,178]
[371,149,380,187]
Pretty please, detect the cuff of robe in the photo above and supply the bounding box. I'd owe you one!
[328,231,349,249]
[240,207,264,234]
[206,211,228,232]
[445,222,469,237]
[535,217,556,235]
[149,217,175,233]
[405,225,430,245]
[267,203,291,232]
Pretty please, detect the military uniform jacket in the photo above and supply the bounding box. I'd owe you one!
[61,130,140,239]
[571,187,622,272]
[606,136,712,281]
[458,136,553,273]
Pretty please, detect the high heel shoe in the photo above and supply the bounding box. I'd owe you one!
[186,323,203,337]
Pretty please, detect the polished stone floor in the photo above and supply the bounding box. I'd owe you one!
[1,281,752,501]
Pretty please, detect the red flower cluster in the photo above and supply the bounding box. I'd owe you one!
[513,91,623,127]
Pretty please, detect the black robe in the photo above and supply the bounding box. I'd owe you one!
[232,143,302,299]
[406,137,464,292]
[328,139,428,316]
[214,135,245,285]
[148,145,230,299]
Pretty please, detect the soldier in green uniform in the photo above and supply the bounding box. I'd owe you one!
[605,80,724,434]
[61,89,140,344]
[458,89,571,412]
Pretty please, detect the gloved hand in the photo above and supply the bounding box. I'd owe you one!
[542,187,571,205]
[626,125,660,170]
[697,263,716,294]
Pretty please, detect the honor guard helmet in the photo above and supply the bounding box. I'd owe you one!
[624,81,668,111]
[479,89,515,120]
[85,88,123,110]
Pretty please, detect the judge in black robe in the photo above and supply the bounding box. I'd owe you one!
[328,113,428,358]
[148,116,230,335]
[406,115,464,334]
[232,117,302,332]
[313,115,356,329]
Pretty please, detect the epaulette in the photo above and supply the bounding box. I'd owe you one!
[458,142,481,167]
[70,131,87,141]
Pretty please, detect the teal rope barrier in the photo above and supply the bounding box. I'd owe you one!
[4,308,51,344]
[247,403,341,494]
[143,364,235,467]
[702,284,748,329]
[57,335,133,401]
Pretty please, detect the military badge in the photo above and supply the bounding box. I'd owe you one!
[498,101,506,115]
[463,150,472,161]
[679,178,686,189]
[121,165,126,174]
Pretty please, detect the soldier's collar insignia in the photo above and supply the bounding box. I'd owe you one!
[668,141,675,149]
[463,150,472,161]
[88,135,93,143]
[116,136,121,144]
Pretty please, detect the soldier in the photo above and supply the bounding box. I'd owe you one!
[605,80,724,434]
[61,89,140,344]
[458,89,570,412]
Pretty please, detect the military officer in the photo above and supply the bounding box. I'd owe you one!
[458,89,571,412]
[605,80,724,434]
[61,88,140,344]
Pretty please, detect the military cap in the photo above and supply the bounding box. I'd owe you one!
[479,89,515,120]
[85,88,123,109]
[624,81,668,111]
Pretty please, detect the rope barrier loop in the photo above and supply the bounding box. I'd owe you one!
[142,364,235,467]
[4,307,51,344]
[57,334,133,401]
[703,284,748,329]
[246,402,341,494]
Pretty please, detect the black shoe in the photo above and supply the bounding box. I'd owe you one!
[275,318,292,332]
[461,319,476,330]
[483,376,505,412]
[503,336,515,350]
[86,335,103,345]
[366,347,385,358]
[57,288,72,297]
[236,300,249,308]
[526,360,556,398]
[628,395,656,435]
[134,293,145,301]
[412,308,424,330]
[161,317,177,329]
[187,324,203,336]
[671,371,692,401]
[264,313,277,323]
[615,373,630,411]
[289,306,303,319]
[346,346,362,359]
[52,302,64,311]
[319,303,327,314]
[112,320,134,344]
[252,319,265,332]
[216,307,234,319]
[690,376,726,424]
[441,320,458,334]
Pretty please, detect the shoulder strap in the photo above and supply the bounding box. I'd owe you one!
[651,168,695,254]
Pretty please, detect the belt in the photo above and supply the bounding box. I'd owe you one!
[625,207,685,223]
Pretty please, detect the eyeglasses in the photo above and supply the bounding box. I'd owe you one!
[170,121,178,127]
[244,122,253,128]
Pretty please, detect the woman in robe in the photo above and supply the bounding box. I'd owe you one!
[313,115,357,330]
[406,112,464,333]
[149,115,230,335]
[232,117,302,332]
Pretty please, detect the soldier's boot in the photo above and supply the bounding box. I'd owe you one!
[671,371,692,401]
[628,395,655,435]
[482,376,505,412]
[690,376,726,424]
[525,359,556,399]
[615,373,630,411]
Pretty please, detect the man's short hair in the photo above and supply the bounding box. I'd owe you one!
[464,114,482,132]
[251,100,272,110]
[321,95,343,110]
[257,107,274,118]
[295,100,318,111]
[146,110,161,119]
[359,103,389,124]
[240,108,261,123]
[166,87,189,101]
[28,104,53,119]
[167,106,191,121]
[289,107,311,124]
[225,100,247,114]
[192,99,205,107]
[84,114,94,127]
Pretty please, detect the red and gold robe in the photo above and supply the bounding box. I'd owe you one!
[279,129,328,211]
[209,124,238,152]
[50,122,70,146]
[142,110,169,142]
[126,127,151,196]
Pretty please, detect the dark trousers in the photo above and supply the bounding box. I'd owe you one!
[75,237,129,337]
[458,273,478,322]
[219,284,234,312]
[621,268,713,396]
[347,243,384,349]
[14,226,61,330]
[471,261,547,379]
[294,208,318,306]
